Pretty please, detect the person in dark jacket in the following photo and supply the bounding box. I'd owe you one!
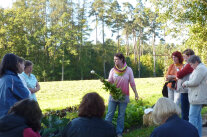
[62,92,116,137]
[0,53,30,117]
[150,97,199,137]
[0,98,42,137]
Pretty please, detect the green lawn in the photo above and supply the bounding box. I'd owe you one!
[36,77,164,112]
[36,77,207,137]
[36,77,164,137]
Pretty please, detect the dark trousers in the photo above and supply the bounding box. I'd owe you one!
[181,93,190,121]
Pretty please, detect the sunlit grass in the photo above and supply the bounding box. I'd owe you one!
[36,77,165,112]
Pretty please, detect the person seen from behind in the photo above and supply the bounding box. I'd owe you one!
[62,92,116,137]
[150,97,199,137]
[0,98,42,137]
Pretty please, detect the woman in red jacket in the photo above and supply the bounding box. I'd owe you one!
[177,49,194,121]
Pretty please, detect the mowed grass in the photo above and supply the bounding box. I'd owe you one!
[36,77,163,137]
[36,77,165,112]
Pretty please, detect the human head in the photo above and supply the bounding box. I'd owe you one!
[114,53,125,66]
[78,92,105,118]
[152,97,181,125]
[17,57,25,74]
[8,99,42,132]
[0,53,19,77]
[188,55,201,69]
[24,60,33,74]
[182,49,195,62]
[171,51,183,64]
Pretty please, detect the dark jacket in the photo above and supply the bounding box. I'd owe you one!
[62,117,116,137]
[0,70,30,117]
[0,114,28,137]
[150,115,199,137]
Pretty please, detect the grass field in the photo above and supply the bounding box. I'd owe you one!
[36,77,165,112]
[36,77,165,137]
[36,77,207,137]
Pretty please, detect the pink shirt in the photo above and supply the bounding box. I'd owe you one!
[23,128,41,137]
[108,67,136,96]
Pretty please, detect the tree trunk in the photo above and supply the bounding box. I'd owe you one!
[102,17,106,78]
[152,29,156,77]
[126,33,129,56]
[61,50,64,81]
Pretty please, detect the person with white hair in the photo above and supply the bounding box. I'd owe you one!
[150,97,199,137]
[182,55,207,137]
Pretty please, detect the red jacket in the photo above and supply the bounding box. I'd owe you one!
[177,63,193,79]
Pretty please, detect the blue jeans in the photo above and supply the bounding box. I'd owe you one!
[189,104,202,137]
[105,100,128,135]
[181,93,189,121]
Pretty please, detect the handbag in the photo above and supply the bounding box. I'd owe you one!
[162,82,169,97]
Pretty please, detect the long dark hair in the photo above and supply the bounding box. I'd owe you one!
[0,53,19,77]
[8,99,43,132]
[78,92,105,118]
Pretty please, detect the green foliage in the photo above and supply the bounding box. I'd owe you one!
[124,100,147,128]
[91,70,125,100]
[36,78,163,137]
[40,115,70,137]
[123,126,156,137]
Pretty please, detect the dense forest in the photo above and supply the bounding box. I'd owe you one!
[0,0,206,81]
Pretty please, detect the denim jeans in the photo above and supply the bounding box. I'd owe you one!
[181,93,189,121]
[105,100,128,135]
[189,104,202,137]
[167,87,181,106]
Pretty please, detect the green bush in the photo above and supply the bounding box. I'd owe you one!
[40,99,149,136]
[107,99,150,130]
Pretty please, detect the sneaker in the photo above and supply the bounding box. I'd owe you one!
[117,134,123,137]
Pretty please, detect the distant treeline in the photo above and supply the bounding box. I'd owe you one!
[0,0,206,81]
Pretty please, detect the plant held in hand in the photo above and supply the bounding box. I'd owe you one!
[90,70,125,100]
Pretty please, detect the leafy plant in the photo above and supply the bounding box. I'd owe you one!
[40,106,78,137]
[40,115,69,137]
[90,70,125,100]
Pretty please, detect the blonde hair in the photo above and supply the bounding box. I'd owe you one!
[152,97,181,125]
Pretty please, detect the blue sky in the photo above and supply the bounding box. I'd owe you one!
[0,0,184,45]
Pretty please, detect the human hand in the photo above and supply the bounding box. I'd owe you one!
[182,83,186,87]
[29,88,36,93]
[135,92,139,101]
[100,78,104,82]
[168,75,175,79]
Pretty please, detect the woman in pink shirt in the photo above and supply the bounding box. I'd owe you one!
[105,53,139,137]
[0,99,42,137]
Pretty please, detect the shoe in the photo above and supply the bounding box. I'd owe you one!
[117,134,123,137]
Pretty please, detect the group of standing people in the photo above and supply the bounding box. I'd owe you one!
[0,52,139,137]
[165,49,207,137]
[1,51,207,137]
[0,53,41,137]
